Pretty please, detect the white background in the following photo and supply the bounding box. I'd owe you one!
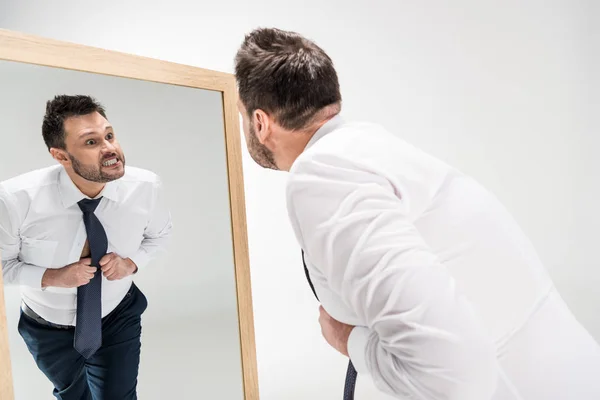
[0,61,244,399]
[1,1,598,399]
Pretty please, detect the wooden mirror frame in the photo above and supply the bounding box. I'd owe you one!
[0,28,258,400]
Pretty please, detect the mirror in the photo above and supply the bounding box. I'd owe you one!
[0,29,258,399]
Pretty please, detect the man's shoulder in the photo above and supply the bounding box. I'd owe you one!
[0,165,61,194]
[291,120,403,175]
[302,117,453,172]
[287,118,454,205]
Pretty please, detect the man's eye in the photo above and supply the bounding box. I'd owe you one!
[106,133,114,140]
[86,140,96,145]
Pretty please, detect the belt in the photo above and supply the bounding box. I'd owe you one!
[21,302,73,330]
[20,283,136,331]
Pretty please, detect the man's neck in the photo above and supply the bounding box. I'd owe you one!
[282,113,339,171]
[68,171,105,198]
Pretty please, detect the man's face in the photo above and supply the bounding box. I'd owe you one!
[60,111,126,183]
[237,100,278,170]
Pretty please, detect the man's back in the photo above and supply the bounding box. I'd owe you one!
[288,116,600,399]
[396,130,600,399]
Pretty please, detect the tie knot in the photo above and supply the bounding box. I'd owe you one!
[78,197,103,213]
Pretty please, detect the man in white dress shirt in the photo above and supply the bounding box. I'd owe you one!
[0,95,172,399]
[233,28,600,399]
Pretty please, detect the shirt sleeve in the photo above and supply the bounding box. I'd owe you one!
[128,176,173,271]
[0,186,47,288]
[287,152,498,400]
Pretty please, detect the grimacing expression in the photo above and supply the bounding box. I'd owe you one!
[62,112,126,183]
[238,101,278,170]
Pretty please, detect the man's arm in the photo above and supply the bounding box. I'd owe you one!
[127,176,173,272]
[288,153,498,400]
[0,186,47,287]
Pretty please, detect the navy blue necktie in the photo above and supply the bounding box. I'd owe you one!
[302,251,357,400]
[74,197,107,359]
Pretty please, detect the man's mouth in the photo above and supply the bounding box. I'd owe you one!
[102,157,120,167]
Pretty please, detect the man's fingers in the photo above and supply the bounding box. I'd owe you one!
[106,271,119,281]
[99,253,114,266]
[85,266,97,274]
[102,263,114,274]
[103,265,118,279]
[318,306,324,321]
[79,257,92,265]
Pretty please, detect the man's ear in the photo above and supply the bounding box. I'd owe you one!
[50,148,69,166]
[253,109,272,144]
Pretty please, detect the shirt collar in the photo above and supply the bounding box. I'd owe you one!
[305,114,345,150]
[58,166,120,208]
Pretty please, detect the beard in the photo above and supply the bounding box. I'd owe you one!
[247,124,278,170]
[68,152,126,183]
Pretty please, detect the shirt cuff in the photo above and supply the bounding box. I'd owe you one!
[347,326,370,375]
[19,264,47,289]
[128,248,151,272]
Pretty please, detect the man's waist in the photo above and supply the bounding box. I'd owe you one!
[21,302,74,329]
[21,279,133,325]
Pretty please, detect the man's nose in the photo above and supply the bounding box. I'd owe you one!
[103,140,117,153]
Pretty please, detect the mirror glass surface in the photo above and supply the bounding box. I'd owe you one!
[0,59,244,400]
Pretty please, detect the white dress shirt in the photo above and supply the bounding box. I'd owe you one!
[287,115,600,399]
[0,164,172,325]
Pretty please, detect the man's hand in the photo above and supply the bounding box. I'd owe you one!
[42,258,96,288]
[99,253,137,281]
[318,305,355,357]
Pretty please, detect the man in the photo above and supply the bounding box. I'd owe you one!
[0,95,172,399]
[234,28,600,399]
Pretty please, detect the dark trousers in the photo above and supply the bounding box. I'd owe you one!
[18,283,148,400]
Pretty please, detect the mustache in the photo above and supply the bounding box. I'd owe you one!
[101,153,120,160]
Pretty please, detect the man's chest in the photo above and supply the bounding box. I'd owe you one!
[18,204,148,269]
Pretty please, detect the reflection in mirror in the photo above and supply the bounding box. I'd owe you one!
[0,59,244,399]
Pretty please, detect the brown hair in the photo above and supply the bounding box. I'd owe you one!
[42,94,107,150]
[234,27,341,130]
